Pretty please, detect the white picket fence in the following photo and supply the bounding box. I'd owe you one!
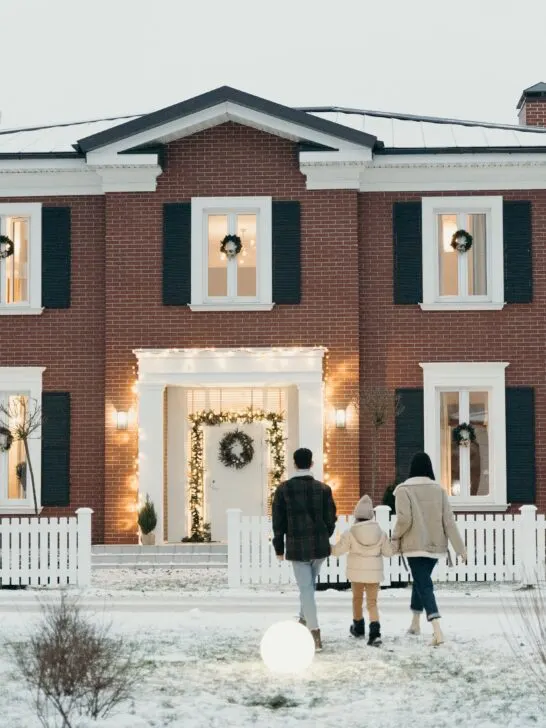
[0,508,93,587]
[227,505,546,588]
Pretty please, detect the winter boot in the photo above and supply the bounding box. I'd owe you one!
[349,618,365,638]
[431,619,444,647]
[368,621,382,647]
[408,612,421,635]
[311,629,323,652]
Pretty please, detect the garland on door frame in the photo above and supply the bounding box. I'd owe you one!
[453,422,476,447]
[186,409,285,541]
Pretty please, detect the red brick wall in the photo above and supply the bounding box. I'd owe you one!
[103,122,361,542]
[0,196,106,541]
[359,190,546,512]
[518,100,546,127]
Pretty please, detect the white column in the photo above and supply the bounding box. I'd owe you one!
[167,387,187,541]
[297,382,324,480]
[138,383,165,544]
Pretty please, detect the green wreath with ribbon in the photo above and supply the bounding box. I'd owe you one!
[218,429,255,469]
[453,422,476,447]
[220,234,242,259]
[450,229,473,253]
[0,235,14,260]
[0,426,13,452]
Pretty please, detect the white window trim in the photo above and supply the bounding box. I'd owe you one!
[420,196,504,311]
[190,196,273,312]
[420,362,509,511]
[0,202,43,315]
[0,367,45,514]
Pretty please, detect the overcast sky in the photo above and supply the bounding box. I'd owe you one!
[1,0,545,129]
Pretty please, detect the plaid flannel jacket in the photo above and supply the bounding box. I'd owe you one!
[272,475,337,562]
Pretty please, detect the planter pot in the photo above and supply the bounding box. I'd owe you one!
[140,532,156,546]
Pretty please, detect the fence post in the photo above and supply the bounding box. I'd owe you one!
[75,508,93,588]
[227,509,242,589]
[375,505,392,586]
[519,505,538,587]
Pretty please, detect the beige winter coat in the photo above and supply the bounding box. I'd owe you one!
[331,521,393,584]
[391,477,466,557]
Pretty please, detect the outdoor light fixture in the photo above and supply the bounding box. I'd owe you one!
[260,621,315,674]
[335,408,347,428]
[115,411,129,430]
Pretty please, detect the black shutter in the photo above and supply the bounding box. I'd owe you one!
[272,201,301,304]
[42,207,71,308]
[506,387,535,503]
[393,201,422,305]
[41,393,70,507]
[504,201,532,303]
[395,388,424,482]
[163,203,191,305]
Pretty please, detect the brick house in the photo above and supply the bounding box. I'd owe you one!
[0,83,544,544]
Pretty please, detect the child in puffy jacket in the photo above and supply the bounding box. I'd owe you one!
[331,495,392,646]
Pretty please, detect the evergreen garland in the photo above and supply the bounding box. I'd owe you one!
[187,409,285,540]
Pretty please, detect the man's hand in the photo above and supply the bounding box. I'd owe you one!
[459,552,468,564]
[277,554,284,561]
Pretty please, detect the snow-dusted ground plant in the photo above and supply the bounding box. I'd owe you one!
[508,584,546,695]
[8,593,146,727]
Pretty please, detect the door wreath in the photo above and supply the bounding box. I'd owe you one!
[219,429,255,469]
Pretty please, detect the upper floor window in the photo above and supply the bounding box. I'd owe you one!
[0,203,42,314]
[190,197,273,311]
[421,196,504,311]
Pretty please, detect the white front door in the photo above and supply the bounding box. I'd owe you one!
[204,422,265,541]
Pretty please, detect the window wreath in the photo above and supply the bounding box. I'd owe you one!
[0,235,14,260]
[0,425,13,452]
[220,234,242,260]
[218,429,255,469]
[450,229,473,253]
[453,422,476,447]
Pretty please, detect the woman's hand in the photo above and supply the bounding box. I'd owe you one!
[459,552,467,564]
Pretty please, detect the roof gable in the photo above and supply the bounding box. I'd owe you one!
[76,86,377,154]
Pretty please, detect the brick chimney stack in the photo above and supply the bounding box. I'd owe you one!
[517,82,546,126]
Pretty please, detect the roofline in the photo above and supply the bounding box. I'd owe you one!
[0,151,83,160]
[376,146,546,155]
[76,86,377,153]
[0,114,140,137]
[299,106,546,134]
[517,90,546,110]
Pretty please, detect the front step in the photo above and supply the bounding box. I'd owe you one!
[92,544,228,570]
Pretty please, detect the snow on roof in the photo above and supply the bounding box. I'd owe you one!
[1,104,546,156]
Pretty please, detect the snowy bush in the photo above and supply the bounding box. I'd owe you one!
[8,593,146,727]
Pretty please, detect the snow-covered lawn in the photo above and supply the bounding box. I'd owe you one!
[0,571,542,728]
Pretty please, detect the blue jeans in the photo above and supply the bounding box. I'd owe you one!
[292,559,325,630]
[408,557,441,621]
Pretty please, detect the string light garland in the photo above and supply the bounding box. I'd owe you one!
[187,408,286,541]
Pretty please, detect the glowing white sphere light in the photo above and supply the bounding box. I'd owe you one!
[260,620,315,674]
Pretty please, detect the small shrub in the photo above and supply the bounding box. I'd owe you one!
[9,593,146,727]
[137,495,157,535]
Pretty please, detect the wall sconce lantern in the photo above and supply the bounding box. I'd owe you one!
[115,411,129,431]
[335,409,347,429]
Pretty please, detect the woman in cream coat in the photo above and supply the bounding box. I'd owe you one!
[391,452,467,646]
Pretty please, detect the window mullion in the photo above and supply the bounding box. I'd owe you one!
[228,212,237,299]
[459,391,470,499]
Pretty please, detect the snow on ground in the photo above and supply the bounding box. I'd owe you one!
[0,575,543,728]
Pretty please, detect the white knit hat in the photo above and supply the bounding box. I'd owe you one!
[354,494,374,520]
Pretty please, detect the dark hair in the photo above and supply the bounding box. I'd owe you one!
[409,452,435,480]
[293,448,313,470]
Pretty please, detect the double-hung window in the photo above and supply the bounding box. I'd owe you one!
[421,362,508,510]
[0,368,44,513]
[0,203,42,314]
[190,197,273,311]
[421,196,504,311]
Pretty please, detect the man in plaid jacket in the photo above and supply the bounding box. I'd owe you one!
[272,447,337,651]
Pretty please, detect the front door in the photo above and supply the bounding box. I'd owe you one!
[204,422,265,541]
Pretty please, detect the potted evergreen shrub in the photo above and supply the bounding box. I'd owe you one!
[138,495,157,546]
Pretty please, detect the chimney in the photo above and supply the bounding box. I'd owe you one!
[517,82,546,126]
